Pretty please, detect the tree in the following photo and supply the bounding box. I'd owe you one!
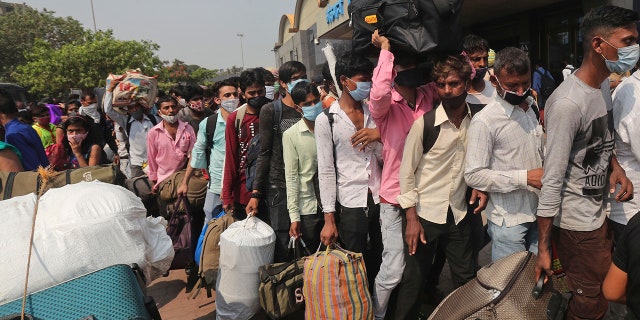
[0,7,84,82]
[13,30,162,97]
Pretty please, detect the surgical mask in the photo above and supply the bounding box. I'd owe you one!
[287,79,309,93]
[68,132,88,144]
[599,37,640,73]
[247,96,272,110]
[160,114,178,124]
[80,103,100,123]
[474,67,488,80]
[301,101,323,121]
[395,68,425,87]
[346,78,372,101]
[130,109,144,121]
[273,83,280,93]
[220,98,240,112]
[68,111,78,117]
[495,77,531,106]
[177,98,187,107]
[265,86,275,100]
[189,100,205,112]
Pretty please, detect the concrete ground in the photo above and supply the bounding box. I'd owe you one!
[147,243,493,320]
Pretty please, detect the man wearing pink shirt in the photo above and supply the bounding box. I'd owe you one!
[369,31,439,319]
[147,95,196,195]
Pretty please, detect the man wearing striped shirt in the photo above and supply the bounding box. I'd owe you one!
[465,47,544,262]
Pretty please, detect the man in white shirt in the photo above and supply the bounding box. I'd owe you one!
[395,54,487,319]
[315,52,383,259]
[104,79,159,178]
[465,47,544,262]
[463,35,495,105]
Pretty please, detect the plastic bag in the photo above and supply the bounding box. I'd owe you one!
[216,216,276,320]
[0,181,174,304]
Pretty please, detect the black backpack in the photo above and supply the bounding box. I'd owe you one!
[421,103,484,153]
[244,99,283,191]
[535,69,557,102]
[349,0,382,55]
[377,0,463,56]
[204,110,219,168]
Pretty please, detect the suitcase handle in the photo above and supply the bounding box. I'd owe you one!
[532,274,547,299]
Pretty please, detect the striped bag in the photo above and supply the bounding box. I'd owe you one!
[302,245,373,320]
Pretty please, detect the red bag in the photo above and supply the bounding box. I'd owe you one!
[166,196,193,270]
[46,143,66,170]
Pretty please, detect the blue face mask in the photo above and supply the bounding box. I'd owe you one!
[301,101,323,121]
[347,78,372,101]
[600,37,640,73]
[287,79,309,94]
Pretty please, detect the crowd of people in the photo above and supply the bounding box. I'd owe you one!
[2,4,640,319]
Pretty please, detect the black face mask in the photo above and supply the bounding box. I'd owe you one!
[247,96,272,110]
[395,68,426,88]
[441,91,468,109]
[499,86,531,106]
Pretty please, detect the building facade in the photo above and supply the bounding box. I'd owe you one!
[275,0,637,81]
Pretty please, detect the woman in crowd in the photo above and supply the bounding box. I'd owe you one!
[58,115,102,169]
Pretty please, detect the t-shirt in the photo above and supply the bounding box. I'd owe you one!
[466,79,495,105]
[178,107,214,135]
[612,213,640,318]
[537,74,614,231]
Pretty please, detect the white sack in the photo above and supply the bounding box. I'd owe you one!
[216,216,276,320]
[0,181,174,304]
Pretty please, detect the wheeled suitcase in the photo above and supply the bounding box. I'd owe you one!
[0,264,161,320]
[428,251,568,320]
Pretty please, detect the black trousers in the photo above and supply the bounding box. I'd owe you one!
[336,193,383,291]
[266,185,291,263]
[298,211,324,254]
[392,208,475,320]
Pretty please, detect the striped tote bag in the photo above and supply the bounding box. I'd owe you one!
[302,245,373,319]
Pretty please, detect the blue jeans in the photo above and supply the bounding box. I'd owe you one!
[487,219,538,262]
[373,204,405,320]
[203,191,223,223]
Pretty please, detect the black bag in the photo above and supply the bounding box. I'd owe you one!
[349,0,382,55]
[167,196,193,270]
[378,0,464,55]
[536,69,557,102]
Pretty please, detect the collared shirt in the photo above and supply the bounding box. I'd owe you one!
[103,91,157,166]
[315,101,382,212]
[146,120,195,187]
[465,96,544,227]
[609,70,640,224]
[4,118,49,170]
[369,49,437,204]
[190,112,226,194]
[283,119,319,222]
[466,79,496,105]
[397,105,471,224]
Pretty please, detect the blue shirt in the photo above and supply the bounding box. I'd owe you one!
[4,118,49,170]
[190,112,226,194]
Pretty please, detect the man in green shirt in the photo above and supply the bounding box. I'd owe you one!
[283,81,325,250]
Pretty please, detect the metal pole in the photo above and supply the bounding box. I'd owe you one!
[237,33,245,69]
[90,0,97,32]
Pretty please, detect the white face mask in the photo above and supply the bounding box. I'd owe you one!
[265,86,275,100]
[220,98,240,112]
[80,103,100,123]
[160,114,178,124]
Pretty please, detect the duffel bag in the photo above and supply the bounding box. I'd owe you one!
[258,237,311,319]
[107,69,158,112]
[0,164,123,200]
[303,244,373,320]
[159,169,207,209]
[349,0,382,56]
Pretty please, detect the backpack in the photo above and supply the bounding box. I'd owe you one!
[204,110,219,168]
[348,0,382,56]
[189,212,237,299]
[241,100,283,191]
[422,103,485,153]
[535,69,557,102]
[124,114,157,153]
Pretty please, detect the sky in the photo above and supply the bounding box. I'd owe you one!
[22,0,295,70]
